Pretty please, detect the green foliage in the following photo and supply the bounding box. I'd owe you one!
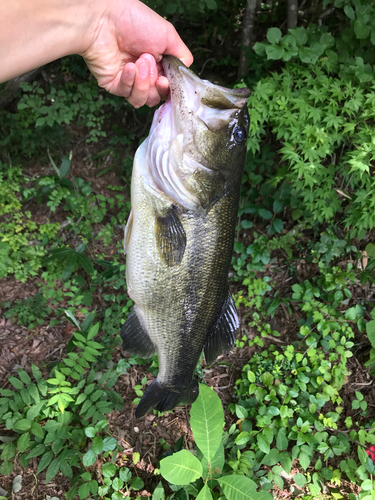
[247,1,375,237]
[0,312,141,497]
[159,384,273,500]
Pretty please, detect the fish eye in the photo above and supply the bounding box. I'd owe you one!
[233,126,246,143]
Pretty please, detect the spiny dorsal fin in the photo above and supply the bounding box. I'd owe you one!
[155,205,186,266]
[204,291,239,365]
[120,307,156,358]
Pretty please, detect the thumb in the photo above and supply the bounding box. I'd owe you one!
[162,25,193,67]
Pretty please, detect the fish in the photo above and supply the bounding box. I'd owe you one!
[121,56,250,418]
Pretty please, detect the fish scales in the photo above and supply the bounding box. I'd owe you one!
[121,56,250,417]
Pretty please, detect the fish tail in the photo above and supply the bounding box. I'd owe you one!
[135,378,199,418]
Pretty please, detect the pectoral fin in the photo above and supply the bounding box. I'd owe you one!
[120,307,156,358]
[155,205,186,266]
[123,209,133,255]
[204,291,238,364]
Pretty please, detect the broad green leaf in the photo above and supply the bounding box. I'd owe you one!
[91,436,103,454]
[294,473,306,488]
[37,451,53,473]
[28,444,46,458]
[366,320,375,348]
[101,462,117,477]
[199,442,225,478]
[257,432,270,454]
[196,484,213,500]
[78,482,91,500]
[276,428,288,451]
[83,449,97,467]
[160,450,202,486]
[280,452,292,474]
[14,419,32,432]
[266,45,284,60]
[152,481,165,500]
[218,475,272,500]
[267,27,282,44]
[299,451,311,470]
[112,478,124,491]
[130,477,144,490]
[9,377,24,390]
[103,437,117,452]
[262,448,280,466]
[18,369,31,385]
[17,432,30,452]
[190,384,224,463]
[46,457,61,483]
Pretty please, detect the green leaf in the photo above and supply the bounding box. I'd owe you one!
[345,307,357,320]
[218,475,272,500]
[196,484,213,500]
[101,462,117,477]
[14,419,32,432]
[78,482,91,500]
[262,448,280,466]
[17,432,30,452]
[85,426,96,437]
[112,478,124,491]
[257,433,270,454]
[366,320,375,348]
[46,457,61,483]
[277,428,288,451]
[190,384,224,463]
[354,20,371,39]
[87,322,100,339]
[37,451,53,473]
[294,473,306,488]
[265,45,285,60]
[28,444,46,458]
[299,451,311,470]
[240,220,253,229]
[92,436,103,454]
[9,377,24,390]
[130,477,144,490]
[18,369,31,385]
[31,368,44,388]
[60,153,72,178]
[63,254,78,282]
[160,450,202,486]
[267,27,282,44]
[152,481,165,500]
[236,405,249,419]
[27,402,45,421]
[64,310,81,330]
[31,421,44,438]
[103,437,117,452]
[83,449,97,467]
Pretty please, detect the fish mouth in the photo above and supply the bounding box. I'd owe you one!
[144,56,250,211]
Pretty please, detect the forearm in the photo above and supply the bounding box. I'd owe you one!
[0,0,98,83]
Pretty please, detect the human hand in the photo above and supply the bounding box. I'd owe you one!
[82,0,193,108]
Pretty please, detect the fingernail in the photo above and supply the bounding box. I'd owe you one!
[138,62,149,78]
[126,66,136,79]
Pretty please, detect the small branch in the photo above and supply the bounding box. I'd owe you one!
[287,0,298,29]
[238,0,258,78]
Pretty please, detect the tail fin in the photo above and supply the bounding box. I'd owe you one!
[135,378,199,418]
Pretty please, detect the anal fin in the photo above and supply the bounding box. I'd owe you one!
[120,307,156,358]
[204,291,238,365]
[155,205,186,266]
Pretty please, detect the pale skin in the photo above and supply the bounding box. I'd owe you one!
[0,0,193,108]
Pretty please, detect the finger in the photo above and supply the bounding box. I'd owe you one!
[118,62,137,98]
[156,76,169,100]
[128,58,151,108]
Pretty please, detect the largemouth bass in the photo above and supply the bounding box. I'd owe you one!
[121,56,250,418]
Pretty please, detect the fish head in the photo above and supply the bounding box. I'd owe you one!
[145,56,250,212]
